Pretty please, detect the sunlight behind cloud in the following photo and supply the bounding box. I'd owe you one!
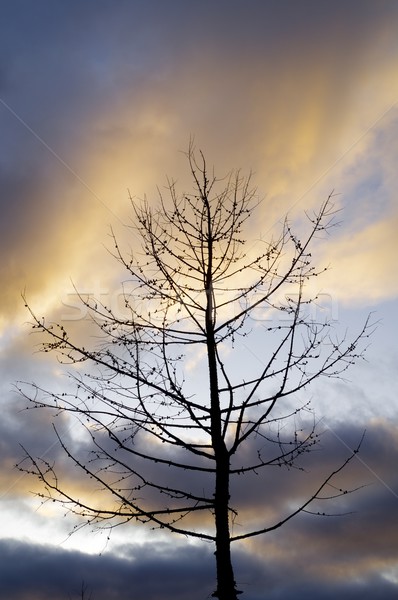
[1,2,398,597]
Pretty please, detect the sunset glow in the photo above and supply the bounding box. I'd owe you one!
[1,2,398,599]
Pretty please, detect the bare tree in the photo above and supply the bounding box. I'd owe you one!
[69,581,93,600]
[19,145,371,600]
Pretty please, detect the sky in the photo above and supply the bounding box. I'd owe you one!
[1,1,398,598]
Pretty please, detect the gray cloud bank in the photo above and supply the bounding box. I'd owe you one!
[0,536,396,600]
[2,397,398,598]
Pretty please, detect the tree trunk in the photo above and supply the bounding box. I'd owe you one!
[206,302,240,599]
[213,448,240,599]
[204,207,240,599]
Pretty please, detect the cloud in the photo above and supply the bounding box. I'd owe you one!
[0,514,397,600]
[0,538,216,600]
[3,376,397,545]
[0,2,397,598]
[1,0,397,330]
[322,213,398,303]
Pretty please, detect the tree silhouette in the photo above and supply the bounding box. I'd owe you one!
[19,145,371,600]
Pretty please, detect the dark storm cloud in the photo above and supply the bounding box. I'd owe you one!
[0,538,217,600]
[3,386,398,552]
[0,395,372,514]
[0,533,397,600]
